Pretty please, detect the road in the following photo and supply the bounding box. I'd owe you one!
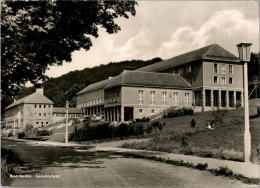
[1,139,255,188]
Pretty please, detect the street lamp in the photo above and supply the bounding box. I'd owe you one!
[65,101,69,143]
[237,43,252,162]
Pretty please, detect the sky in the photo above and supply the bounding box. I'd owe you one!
[45,0,259,78]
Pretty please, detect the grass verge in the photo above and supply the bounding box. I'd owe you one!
[117,151,260,185]
[121,109,260,163]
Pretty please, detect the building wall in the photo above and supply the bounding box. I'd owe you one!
[202,61,243,89]
[160,61,203,87]
[23,103,53,128]
[4,104,23,128]
[4,103,53,128]
[77,89,104,108]
[121,86,192,119]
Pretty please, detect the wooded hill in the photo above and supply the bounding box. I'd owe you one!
[8,58,162,108]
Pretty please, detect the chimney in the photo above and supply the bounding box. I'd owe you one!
[36,87,44,95]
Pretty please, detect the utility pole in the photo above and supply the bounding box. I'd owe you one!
[237,43,252,162]
[13,115,15,139]
[65,101,69,143]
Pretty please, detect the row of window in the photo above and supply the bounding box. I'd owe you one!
[138,90,190,106]
[214,64,233,75]
[84,98,103,106]
[55,114,81,117]
[36,121,48,125]
[139,109,155,115]
[213,76,233,84]
[37,112,51,116]
[34,104,51,108]
[174,65,192,74]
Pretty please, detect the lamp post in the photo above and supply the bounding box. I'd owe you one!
[237,43,252,162]
[65,101,69,143]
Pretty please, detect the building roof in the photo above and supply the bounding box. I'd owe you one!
[77,79,111,95]
[137,44,239,72]
[53,107,82,114]
[5,91,53,110]
[105,70,191,89]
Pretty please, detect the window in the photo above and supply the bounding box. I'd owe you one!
[39,113,41,116]
[151,109,155,114]
[221,77,226,84]
[39,105,41,108]
[214,76,218,83]
[214,64,218,74]
[173,92,178,106]
[35,104,37,108]
[46,122,48,125]
[44,113,46,116]
[139,109,143,114]
[138,90,144,104]
[229,77,233,84]
[179,68,183,74]
[229,65,233,74]
[41,122,43,125]
[36,122,38,124]
[221,64,226,74]
[162,91,167,105]
[185,93,190,106]
[44,105,46,108]
[151,91,155,105]
[188,65,191,72]
[49,105,51,108]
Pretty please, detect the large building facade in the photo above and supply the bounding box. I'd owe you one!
[77,44,244,121]
[77,70,192,121]
[4,88,54,129]
[137,43,244,112]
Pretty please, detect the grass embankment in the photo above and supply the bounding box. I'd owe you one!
[122,109,260,163]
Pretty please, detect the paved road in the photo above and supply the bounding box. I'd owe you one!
[1,139,255,188]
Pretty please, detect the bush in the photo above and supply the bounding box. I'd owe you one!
[208,109,227,125]
[36,129,53,136]
[164,107,194,118]
[25,124,34,137]
[17,132,25,139]
[194,163,208,170]
[69,120,162,142]
[135,117,150,122]
[190,119,196,128]
[214,167,233,176]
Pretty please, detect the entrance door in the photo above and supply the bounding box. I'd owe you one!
[124,107,134,121]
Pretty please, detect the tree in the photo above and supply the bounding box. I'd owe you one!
[1,0,137,96]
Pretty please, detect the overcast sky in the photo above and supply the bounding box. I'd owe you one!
[46,1,259,78]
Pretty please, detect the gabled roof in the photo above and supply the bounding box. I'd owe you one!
[5,92,53,110]
[105,70,191,89]
[77,79,111,95]
[53,107,82,114]
[137,44,239,72]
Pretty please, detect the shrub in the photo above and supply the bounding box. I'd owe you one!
[164,107,194,118]
[69,121,159,142]
[190,119,196,128]
[25,124,34,137]
[135,117,150,122]
[214,167,233,176]
[17,132,25,139]
[36,129,53,136]
[194,163,208,170]
[208,109,227,125]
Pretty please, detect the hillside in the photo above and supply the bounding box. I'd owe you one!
[9,58,162,108]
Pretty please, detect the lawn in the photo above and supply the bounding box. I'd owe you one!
[122,109,260,163]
